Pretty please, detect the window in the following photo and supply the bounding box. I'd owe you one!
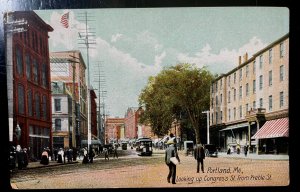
[280,42,284,58]
[220,79,222,89]
[216,82,218,92]
[269,95,273,111]
[228,76,231,87]
[259,55,263,69]
[220,94,222,104]
[259,98,263,108]
[239,69,242,80]
[269,49,273,64]
[216,96,218,106]
[18,84,25,114]
[259,75,263,90]
[228,109,231,121]
[246,65,249,77]
[211,85,214,93]
[27,90,32,116]
[246,83,249,96]
[220,111,223,121]
[234,72,236,83]
[55,99,61,112]
[35,93,40,118]
[211,98,214,107]
[280,65,284,81]
[42,95,47,120]
[253,80,256,94]
[253,101,256,109]
[234,89,236,101]
[253,61,256,74]
[280,92,284,108]
[33,58,38,83]
[228,91,231,103]
[55,119,62,131]
[16,46,23,76]
[246,104,249,114]
[212,114,214,124]
[234,108,236,120]
[269,70,272,86]
[239,105,242,118]
[25,54,31,79]
[239,86,242,99]
[216,112,218,124]
[41,63,47,87]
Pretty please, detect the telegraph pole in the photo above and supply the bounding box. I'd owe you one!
[77,11,96,152]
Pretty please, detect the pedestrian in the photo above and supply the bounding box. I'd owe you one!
[82,147,89,164]
[53,148,58,161]
[57,148,64,163]
[23,148,29,168]
[227,147,231,155]
[89,148,95,163]
[16,145,24,169]
[165,139,180,184]
[237,145,241,155]
[113,146,118,159]
[40,149,49,165]
[194,143,205,173]
[244,145,248,157]
[104,148,109,160]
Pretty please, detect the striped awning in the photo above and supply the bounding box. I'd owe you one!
[251,117,289,139]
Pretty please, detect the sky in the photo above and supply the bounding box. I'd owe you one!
[35,7,289,117]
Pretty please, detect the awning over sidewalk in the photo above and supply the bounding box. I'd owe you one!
[219,122,249,131]
[81,139,102,145]
[251,117,289,139]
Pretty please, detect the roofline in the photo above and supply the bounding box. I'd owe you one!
[213,33,289,83]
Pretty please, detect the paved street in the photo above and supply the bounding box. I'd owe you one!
[10,148,289,189]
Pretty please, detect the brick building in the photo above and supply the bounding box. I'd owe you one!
[9,11,53,160]
[105,117,125,144]
[210,34,289,154]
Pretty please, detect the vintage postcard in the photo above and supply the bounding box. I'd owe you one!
[2,3,290,190]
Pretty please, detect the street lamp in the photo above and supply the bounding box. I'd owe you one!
[202,111,210,144]
[15,123,21,143]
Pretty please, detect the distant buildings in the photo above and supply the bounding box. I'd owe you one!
[210,33,289,154]
[8,11,53,160]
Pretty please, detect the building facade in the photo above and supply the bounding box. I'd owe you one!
[51,82,71,149]
[210,34,289,154]
[90,88,98,141]
[124,107,139,139]
[10,11,53,160]
[50,50,87,148]
[105,117,125,144]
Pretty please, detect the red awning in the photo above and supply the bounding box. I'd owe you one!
[251,117,289,139]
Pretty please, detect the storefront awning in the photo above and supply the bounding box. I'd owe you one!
[219,122,249,131]
[81,139,102,145]
[251,117,289,139]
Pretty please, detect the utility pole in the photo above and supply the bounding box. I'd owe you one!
[93,61,107,145]
[202,110,210,144]
[78,11,96,152]
[4,12,27,143]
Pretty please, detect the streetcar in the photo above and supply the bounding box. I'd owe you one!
[135,137,153,156]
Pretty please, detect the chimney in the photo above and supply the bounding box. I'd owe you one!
[238,56,241,65]
[243,52,248,63]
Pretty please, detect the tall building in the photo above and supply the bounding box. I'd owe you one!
[210,34,289,154]
[50,50,87,148]
[8,11,53,160]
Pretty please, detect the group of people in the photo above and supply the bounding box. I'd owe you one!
[227,145,249,156]
[9,145,29,170]
[164,133,206,185]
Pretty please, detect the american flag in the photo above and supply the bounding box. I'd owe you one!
[60,12,69,28]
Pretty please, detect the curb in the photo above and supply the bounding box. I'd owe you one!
[24,161,79,170]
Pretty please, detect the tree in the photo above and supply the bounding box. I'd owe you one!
[139,63,215,144]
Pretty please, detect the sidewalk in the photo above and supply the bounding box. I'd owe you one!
[218,152,289,160]
[24,160,79,169]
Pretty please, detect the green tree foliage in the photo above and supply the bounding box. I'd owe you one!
[139,63,215,144]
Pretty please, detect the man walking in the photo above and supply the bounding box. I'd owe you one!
[165,138,180,184]
[194,143,205,173]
